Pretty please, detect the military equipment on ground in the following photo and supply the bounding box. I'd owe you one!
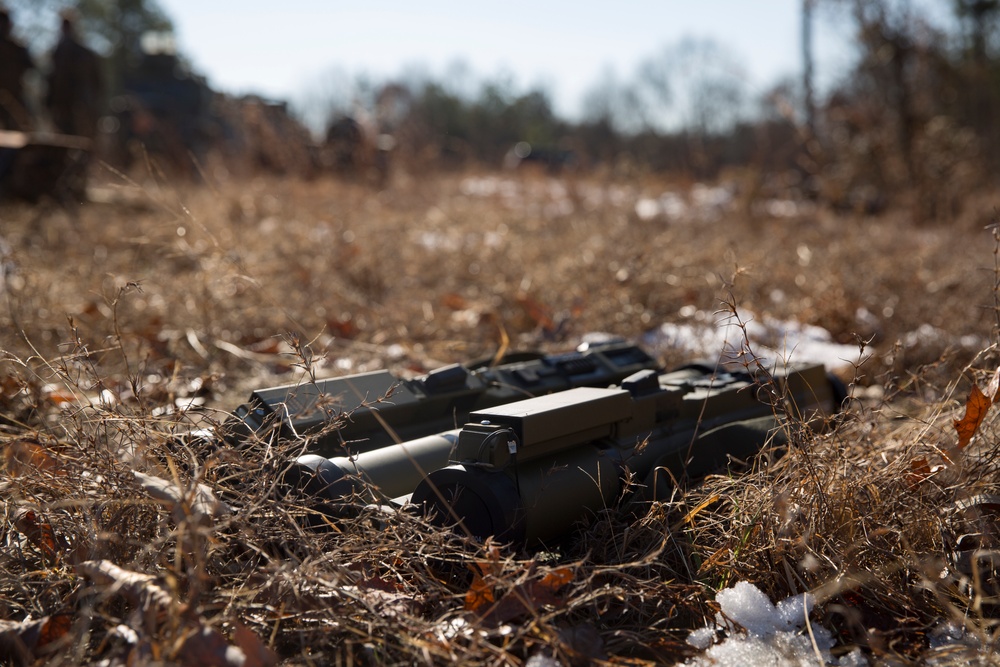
[224,340,659,455]
[225,341,841,545]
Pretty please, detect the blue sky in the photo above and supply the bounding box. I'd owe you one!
[156,0,858,119]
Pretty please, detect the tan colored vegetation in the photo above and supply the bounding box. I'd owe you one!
[1,168,1000,665]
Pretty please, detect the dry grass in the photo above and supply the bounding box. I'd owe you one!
[1,167,1000,665]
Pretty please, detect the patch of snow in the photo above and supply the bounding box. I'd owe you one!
[687,626,718,650]
[759,198,815,218]
[685,581,868,667]
[634,198,661,221]
[642,309,863,372]
[901,323,987,352]
[928,622,979,650]
[764,199,801,218]
[524,655,561,667]
[459,176,501,197]
[690,183,735,221]
[635,192,689,221]
[415,230,459,251]
[0,235,16,294]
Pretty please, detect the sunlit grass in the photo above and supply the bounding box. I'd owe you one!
[1,168,999,664]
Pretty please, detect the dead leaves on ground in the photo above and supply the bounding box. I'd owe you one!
[0,614,73,665]
[3,439,62,477]
[1,439,270,665]
[953,367,1000,450]
[464,547,574,625]
[77,560,277,667]
[0,560,277,666]
[908,366,1000,487]
[12,508,69,564]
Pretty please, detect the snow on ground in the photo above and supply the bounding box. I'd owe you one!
[685,581,868,667]
[641,307,864,373]
[686,583,1000,666]
[458,174,815,225]
[457,174,990,378]
[0,235,16,295]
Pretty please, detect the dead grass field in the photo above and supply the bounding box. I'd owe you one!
[2,168,1000,665]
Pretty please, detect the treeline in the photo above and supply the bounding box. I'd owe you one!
[318,0,1000,220]
[7,0,1000,220]
[308,39,774,181]
[340,80,797,180]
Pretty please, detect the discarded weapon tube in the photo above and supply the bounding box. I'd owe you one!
[284,351,843,546]
[221,339,660,456]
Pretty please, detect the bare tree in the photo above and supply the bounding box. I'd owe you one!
[954,0,1000,62]
[625,37,748,136]
[672,37,748,136]
[802,0,817,135]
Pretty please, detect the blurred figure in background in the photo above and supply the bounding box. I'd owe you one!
[46,10,102,138]
[0,7,35,130]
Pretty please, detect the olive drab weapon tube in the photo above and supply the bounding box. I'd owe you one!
[221,341,841,545]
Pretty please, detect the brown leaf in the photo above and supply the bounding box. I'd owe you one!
[441,293,468,310]
[474,567,574,625]
[954,383,993,450]
[464,547,505,613]
[0,375,22,399]
[906,457,932,488]
[0,613,73,664]
[13,509,66,562]
[517,567,572,610]
[43,385,78,406]
[516,292,556,332]
[35,613,72,650]
[4,440,60,477]
[176,626,245,667]
[538,567,573,592]
[233,623,278,667]
[464,565,495,613]
[326,316,358,339]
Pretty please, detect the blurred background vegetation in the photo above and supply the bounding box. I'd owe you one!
[4,0,1000,222]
